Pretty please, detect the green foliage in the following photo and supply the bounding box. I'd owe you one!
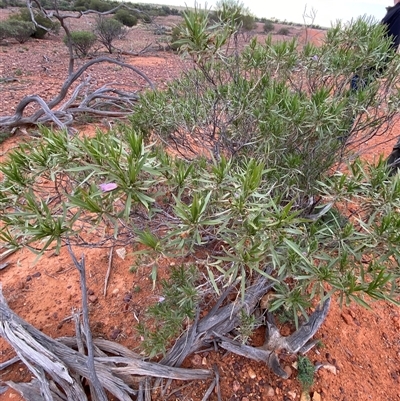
[114,9,138,27]
[137,265,198,357]
[94,16,124,53]
[240,14,256,31]
[297,356,315,389]
[88,0,114,12]
[6,20,35,43]
[63,30,97,57]
[263,20,274,33]
[8,8,60,39]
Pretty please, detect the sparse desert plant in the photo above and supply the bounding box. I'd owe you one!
[63,30,97,57]
[136,265,198,357]
[277,27,290,35]
[263,19,274,33]
[5,20,35,43]
[114,9,138,27]
[0,20,11,41]
[297,355,315,389]
[8,7,60,38]
[94,16,124,53]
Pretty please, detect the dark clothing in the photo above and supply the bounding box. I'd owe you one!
[381,3,400,49]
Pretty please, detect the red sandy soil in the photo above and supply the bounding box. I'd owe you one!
[1,10,400,401]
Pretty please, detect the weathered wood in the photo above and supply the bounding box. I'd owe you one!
[67,244,108,401]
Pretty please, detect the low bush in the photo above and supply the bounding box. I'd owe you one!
[94,16,124,53]
[263,20,274,33]
[4,20,35,43]
[114,9,138,27]
[63,30,97,57]
[8,8,60,39]
[277,27,290,35]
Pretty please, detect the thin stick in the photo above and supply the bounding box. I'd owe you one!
[103,246,114,297]
[67,242,108,401]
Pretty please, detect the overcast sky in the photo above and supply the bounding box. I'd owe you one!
[134,0,392,27]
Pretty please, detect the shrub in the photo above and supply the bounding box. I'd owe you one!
[0,21,11,41]
[94,16,124,53]
[88,0,113,12]
[263,20,274,33]
[114,9,138,27]
[241,14,256,31]
[277,27,290,35]
[170,24,183,51]
[63,30,97,57]
[3,20,35,43]
[8,8,60,39]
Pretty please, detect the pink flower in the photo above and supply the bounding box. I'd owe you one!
[99,182,118,192]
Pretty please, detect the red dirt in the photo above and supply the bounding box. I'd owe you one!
[1,11,400,401]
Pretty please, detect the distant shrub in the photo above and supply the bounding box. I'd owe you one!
[63,30,97,57]
[89,0,114,12]
[241,14,256,31]
[0,21,11,40]
[263,20,274,33]
[114,9,138,27]
[4,20,35,43]
[277,27,290,35]
[94,17,124,53]
[170,24,183,51]
[9,8,60,38]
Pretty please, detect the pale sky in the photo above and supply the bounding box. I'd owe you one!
[134,0,393,27]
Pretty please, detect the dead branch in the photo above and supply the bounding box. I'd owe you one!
[0,284,212,401]
[0,57,154,132]
[217,298,331,378]
[67,243,108,401]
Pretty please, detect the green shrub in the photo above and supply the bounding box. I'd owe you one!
[241,14,256,31]
[114,9,138,27]
[94,16,124,53]
[0,21,11,41]
[9,8,60,39]
[277,27,290,35]
[3,20,35,43]
[63,30,97,57]
[88,0,113,12]
[263,20,274,33]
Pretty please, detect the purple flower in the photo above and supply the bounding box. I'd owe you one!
[312,55,319,61]
[99,182,118,192]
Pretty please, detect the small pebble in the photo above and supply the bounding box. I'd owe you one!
[88,295,98,303]
[110,328,122,340]
[87,289,94,295]
[284,365,292,378]
[248,367,257,379]
[32,271,41,278]
[123,293,132,303]
[266,386,275,397]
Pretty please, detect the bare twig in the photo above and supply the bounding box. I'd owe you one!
[103,246,114,297]
[67,243,108,401]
